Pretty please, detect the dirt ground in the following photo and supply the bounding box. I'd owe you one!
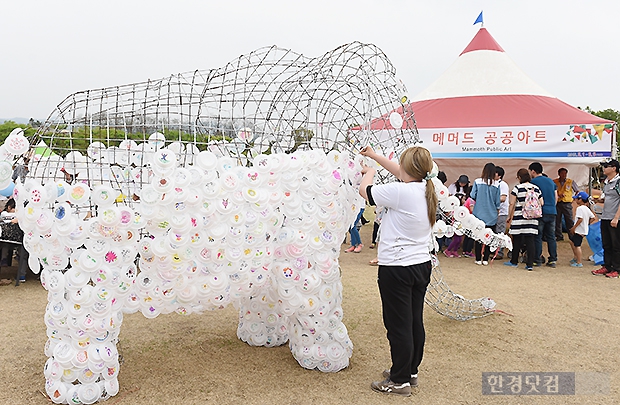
[1,224,618,405]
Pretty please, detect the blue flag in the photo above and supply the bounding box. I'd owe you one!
[473,11,483,25]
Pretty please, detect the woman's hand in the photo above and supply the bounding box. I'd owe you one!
[361,164,376,175]
[360,145,375,157]
[359,163,376,201]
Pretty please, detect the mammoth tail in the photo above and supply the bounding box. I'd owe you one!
[425,255,497,321]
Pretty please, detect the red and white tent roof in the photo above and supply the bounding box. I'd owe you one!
[409,28,610,129]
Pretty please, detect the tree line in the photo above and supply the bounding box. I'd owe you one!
[1,107,618,155]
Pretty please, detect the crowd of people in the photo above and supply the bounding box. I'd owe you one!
[352,159,620,278]
[432,161,616,277]
[354,159,616,278]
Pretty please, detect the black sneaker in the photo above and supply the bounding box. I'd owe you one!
[382,369,418,387]
[371,378,411,396]
[546,261,557,268]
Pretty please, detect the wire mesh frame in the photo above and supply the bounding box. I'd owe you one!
[28,42,418,203]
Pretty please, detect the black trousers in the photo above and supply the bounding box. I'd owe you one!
[475,224,497,261]
[510,233,535,267]
[15,245,30,286]
[371,222,380,244]
[555,202,574,239]
[600,220,620,272]
[462,236,474,253]
[378,261,432,384]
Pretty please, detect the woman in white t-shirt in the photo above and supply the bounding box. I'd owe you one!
[359,145,437,397]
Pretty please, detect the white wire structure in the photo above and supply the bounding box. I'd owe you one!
[4,42,507,403]
[28,43,415,191]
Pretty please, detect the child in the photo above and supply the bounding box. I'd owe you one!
[1,198,29,284]
[444,193,467,257]
[461,194,476,258]
[568,192,596,267]
[0,198,17,268]
[443,233,463,258]
[1,198,16,222]
[369,206,385,265]
[344,207,365,253]
[370,205,385,249]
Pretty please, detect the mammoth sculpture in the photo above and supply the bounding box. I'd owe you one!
[0,42,508,404]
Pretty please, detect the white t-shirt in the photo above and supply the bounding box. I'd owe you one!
[496,180,510,216]
[1,211,15,222]
[370,181,432,266]
[574,205,595,236]
[448,183,467,196]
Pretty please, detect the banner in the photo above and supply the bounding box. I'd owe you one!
[418,123,614,159]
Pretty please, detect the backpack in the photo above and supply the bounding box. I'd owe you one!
[522,186,542,219]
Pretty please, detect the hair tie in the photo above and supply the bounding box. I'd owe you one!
[424,171,436,181]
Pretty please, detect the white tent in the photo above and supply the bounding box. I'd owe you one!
[367,28,616,187]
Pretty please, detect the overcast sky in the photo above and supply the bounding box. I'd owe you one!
[1,0,618,121]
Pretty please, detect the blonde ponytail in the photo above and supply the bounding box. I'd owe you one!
[425,179,438,225]
[399,146,438,226]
